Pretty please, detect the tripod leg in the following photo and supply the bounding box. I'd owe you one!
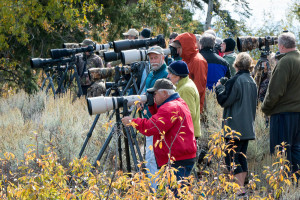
[93,126,115,167]
[123,127,132,173]
[118,135,123,171]
[79,114,101,159]
[129,127,144,164]
[124,127,140,172]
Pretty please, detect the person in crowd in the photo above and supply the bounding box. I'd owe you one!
[195,34,201,50]
[252,52,278,103]
[167,60,201,139]
[76,39,105,97]
[138,28,152,94]
[215,52,257,195]
[123,28,139,40]
[262,32,300,179]
[200,33,230,90]
[139,28,151,39]
[143,46,168,188]
[121,78,197,181]
[169,32,179,44]
[221,38,237,76]
[170,32,208,113]
[203,29,223,56]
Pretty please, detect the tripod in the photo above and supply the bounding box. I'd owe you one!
[255,51,271,104]
[79,62,149,173]
[39,55,83,98]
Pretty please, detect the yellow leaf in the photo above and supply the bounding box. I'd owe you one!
[155,140,159,148]
[159,141,162,149]
[159,120,165,124]
[148,145,153,151]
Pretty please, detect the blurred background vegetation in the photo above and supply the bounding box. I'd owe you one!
[0,0,299,96]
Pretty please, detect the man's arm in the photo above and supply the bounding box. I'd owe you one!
[261,62,289,115]
[124,106,174,137]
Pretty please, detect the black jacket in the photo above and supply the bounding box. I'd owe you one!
[215,70,257,140]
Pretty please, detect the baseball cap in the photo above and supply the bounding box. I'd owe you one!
[122,28,139,37]
[147,78,176,93]
[147,46,164,55]
[81,39,94,46]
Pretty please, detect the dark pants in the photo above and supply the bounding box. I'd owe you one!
[225,139,249,175]
[270,112,300,177]
[172,164,194,180]
[171,163,194,198]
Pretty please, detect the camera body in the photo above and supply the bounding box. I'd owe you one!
[219,77,228,85]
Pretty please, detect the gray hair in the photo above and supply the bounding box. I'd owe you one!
[234,52,253,71]
[278,32,296,49]
[200,33,215,49]
[158,89,176,95]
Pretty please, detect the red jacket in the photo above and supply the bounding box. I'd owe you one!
[133,93,197,167]
[175,32,208,113]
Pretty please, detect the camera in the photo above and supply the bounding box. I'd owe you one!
[113,34,166,53]
[63,42,112,51]
[62,43,81,49]
[103,51,122,63]
[87,95,147,115]
[50,45,94,59]
[30,57,72,69]
[219,77,228,85]
[237,36,278,52]
[88,65,138,82]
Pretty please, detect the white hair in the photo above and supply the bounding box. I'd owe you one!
[158,89,176,95]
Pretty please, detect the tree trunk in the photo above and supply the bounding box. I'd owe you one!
[205,0,213,30]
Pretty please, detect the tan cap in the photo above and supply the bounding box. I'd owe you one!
[147,46,164,55]
[81,39,94,46]
[122,29,139,37]
[147,78,176,93]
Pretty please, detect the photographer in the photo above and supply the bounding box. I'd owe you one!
[76,39,105,97]
[262,32,300,179]
[221,38,237,76]
[170,32,207,113]
[122,78,197,180]
[215,52,257,195]
[167,61,201,139]
[200,33,231,91]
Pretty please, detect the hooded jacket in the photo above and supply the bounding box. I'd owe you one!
[175,33,208,113]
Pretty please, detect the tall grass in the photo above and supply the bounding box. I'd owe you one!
[1,90,299,199]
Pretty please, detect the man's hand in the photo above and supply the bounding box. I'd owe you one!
[121,116,133,126]
[107,62,112,68]
[146,92,154,106]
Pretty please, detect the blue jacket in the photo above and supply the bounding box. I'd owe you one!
[144,63,168,118]
[200,48,231,90]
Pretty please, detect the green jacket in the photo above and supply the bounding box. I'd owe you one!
[223,52,237,76]
[262,50,300,116]
[176,76,201,137]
